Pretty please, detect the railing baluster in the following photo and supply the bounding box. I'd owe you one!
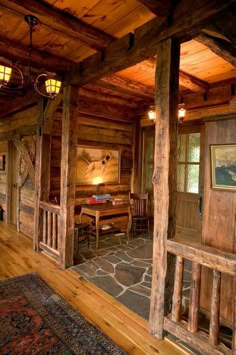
[52,212,57,250]
[43,209,47,244]
[188,262,201,333]
[172,256,184,322]
[209,269,221,346]
[47,211,52,247]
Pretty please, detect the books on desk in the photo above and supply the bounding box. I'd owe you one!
[87,194,111,204]
[92,194,111,201]
[87,197,107,204]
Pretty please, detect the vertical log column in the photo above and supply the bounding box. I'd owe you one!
[34,99,44,251]
[149,38,180,339]
[34,98,58,251]
[60,85,79,269]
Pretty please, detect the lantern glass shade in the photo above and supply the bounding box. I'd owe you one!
[148,106,156,120]
[45,78,62,96]
[0,65,12,86]
[178,103,186,123]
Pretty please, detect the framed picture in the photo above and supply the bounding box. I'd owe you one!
[76,146,120,185]
[0,154,5,171]
[210,144,236,191]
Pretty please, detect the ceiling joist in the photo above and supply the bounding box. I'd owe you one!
[66,0,234,86]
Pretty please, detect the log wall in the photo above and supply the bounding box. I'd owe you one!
[0,105,38,235]
[50,95,135,215]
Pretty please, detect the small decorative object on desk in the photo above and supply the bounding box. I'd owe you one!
[112,198,124,206]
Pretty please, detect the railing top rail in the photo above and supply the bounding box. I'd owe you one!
[167,239,236,276]
[39,200,61,215]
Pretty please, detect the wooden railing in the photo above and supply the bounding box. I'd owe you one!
[165,239,236,355]
[39,201,61,261]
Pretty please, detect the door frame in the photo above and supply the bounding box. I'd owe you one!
[6,140,20,228]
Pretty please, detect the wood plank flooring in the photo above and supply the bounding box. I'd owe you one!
[0,222,189,355]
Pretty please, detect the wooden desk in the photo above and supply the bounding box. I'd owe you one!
[79,203,132,249]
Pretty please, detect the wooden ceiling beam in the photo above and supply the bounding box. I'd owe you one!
[137,0,171,16]
[66,0,234,86]
[196,33,236,68]
[100,74,154,98]
[0,0,114,50]
[179,71,209,93]
[0,35,73,73]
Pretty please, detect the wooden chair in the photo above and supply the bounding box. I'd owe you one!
[129,192,150,237]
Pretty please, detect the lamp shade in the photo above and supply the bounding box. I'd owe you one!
[148,106,156,120]
[178,103,186,123]
[45,78,62,96]
[0,65,12,86]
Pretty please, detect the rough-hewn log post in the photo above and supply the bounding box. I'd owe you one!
[60,85,79,269]
[209,269,221,345]
[33,99,44,251]
[149,38,180,339]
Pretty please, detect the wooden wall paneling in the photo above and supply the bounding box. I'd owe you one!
[60,85,79,269]
[149,38,180,339]
[201,115,236,324]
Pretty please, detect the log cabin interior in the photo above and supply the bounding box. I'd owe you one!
[0,0,236,353]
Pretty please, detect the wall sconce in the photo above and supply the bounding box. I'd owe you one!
[0,14,62,99]
[178,103,186,123]
[148,105,156,121]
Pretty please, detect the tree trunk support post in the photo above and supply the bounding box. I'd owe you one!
[149,38,180,339]
[60,85,79,269]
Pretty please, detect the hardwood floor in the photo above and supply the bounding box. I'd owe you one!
[0,222,189,355]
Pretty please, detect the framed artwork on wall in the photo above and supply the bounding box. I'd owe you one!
[76,146,120,185]
[210,144,236,191]
[0,154,5,171]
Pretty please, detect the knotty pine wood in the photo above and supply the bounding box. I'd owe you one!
[201,115,236,324]
[0,222,187,355]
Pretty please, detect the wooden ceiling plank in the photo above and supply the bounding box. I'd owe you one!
[196,33,236,68]
[137,0,171,16]
[121,57,209,93]
[66,0,234,86]
[0,0,114,50]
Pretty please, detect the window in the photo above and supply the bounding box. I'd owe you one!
[177,133,200,193]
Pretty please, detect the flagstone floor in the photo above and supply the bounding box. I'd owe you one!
[72,233,153,320]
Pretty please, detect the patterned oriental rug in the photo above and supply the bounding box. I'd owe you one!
[0,273,126,354]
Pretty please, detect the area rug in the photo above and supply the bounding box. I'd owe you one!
[0,272,126,354]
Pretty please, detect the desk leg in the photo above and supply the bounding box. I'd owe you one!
[127,207,132,238]
[95,211,100,249]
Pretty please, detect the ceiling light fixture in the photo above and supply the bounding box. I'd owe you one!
[0,14,62,99]
[178,102,186,123]
[148,105,156,121]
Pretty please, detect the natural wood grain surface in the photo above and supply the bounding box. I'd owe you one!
[0,222,188,355]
